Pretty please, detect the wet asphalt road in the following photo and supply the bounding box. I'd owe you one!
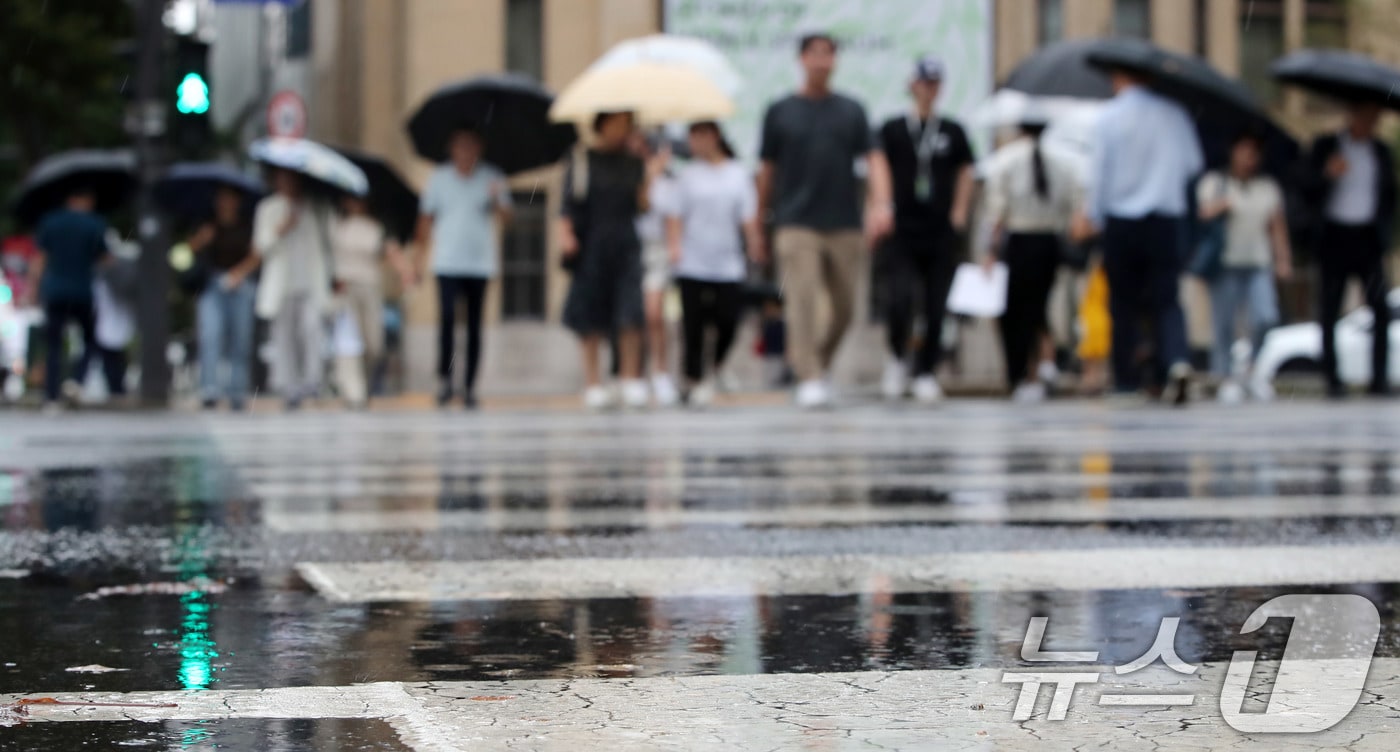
[2,399,1400,749]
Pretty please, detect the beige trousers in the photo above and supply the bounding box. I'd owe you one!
[774,227,865,382]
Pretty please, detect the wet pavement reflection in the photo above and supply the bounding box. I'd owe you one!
[2,403,1400,748]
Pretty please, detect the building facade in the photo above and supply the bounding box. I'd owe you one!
[255,0,1390,395]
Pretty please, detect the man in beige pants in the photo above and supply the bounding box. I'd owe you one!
[757,32,894,408]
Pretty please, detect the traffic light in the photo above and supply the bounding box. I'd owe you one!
[170,35,211,157]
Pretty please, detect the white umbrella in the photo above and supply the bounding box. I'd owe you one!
[970,89,1101,132]
[587,34,742,97]
[550,63,734,126]
[248,137,369,197]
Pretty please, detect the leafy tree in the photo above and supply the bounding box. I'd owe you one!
[0,0,133,229]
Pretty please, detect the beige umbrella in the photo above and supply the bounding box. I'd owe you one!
[549,62,735,125]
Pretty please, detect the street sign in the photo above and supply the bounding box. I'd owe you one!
[266,90,307,138]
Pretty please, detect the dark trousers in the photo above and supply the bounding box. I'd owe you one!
[43,300,96,402]
[97,346,127,396]
[1318,222,1389,391]
[998,233,1061,389]
[884,231,957,376]
[436,275,488,394]
[1102,214,1190,393]
[677,278,743,383]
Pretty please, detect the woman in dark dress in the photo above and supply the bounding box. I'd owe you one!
[559,111,658,410]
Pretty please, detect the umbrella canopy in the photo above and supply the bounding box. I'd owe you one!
[332,148,419,243]
[406,73,577,173]
[587,34,742,97]
[1272,48,1400,111]
[1003,39,1115,99]
[1085,38,1268,127]
[990,38,1297,177]
[550,63,735,126]
[249,137,368,198]
[11,149,136,227]
[154,162,265,220]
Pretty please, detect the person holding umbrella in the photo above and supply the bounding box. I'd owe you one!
[333,193,412,409]
[252,168,336,411]
[1303,103,1395,398]
[1086,66,1203,405]
[187,186,261,411]
[24,186,109,412]
[560,111,659,410]
[414,127,513,410]
[1272,50,1400,397]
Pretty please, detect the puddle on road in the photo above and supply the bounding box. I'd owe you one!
[1,578,1397,693]
[0,718,411,751]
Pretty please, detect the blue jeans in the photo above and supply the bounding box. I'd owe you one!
[1210,267,1278,378]
[198,275,256,403]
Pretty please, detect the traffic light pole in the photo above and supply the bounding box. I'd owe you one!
[133,0,172,407]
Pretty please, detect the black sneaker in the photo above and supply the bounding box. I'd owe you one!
[1327,382,1348,400]
[436,383,454,407]
[463,392,479,411]
[201,398,219,411]
[1368,383,1392,398]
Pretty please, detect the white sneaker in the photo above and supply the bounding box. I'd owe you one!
[881,358,909,401]
[1012,381,1047,403]
[583,385,615,411]
[41,401,64,417]
[911,375,944,405]
[794,379,831,409]
[1217,379,1246,405]
[689,381,716,408]
[620,379,651,410]
[1037,360,1060,386]
[1249,378,1276,403]
[651,374,680,407]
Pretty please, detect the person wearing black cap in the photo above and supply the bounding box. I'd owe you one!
[757,31,894,409]
[1303,101,1395,398]
[875,56,976,404]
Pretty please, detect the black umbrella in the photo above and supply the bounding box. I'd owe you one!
[406,73,578,174]
[1272,48,1400,111]
[998,39,1298,177]
[1085,38,1271,128]
[332,148,420,243]
[11,149,137,227]
[154,162,265,220]
[1003,39,1115,99]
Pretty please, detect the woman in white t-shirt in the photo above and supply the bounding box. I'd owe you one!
[332,195,411,408]
[665,122,762,406]
[1196,132,1293,402]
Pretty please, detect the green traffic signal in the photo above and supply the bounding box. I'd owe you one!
[176,72,210,115]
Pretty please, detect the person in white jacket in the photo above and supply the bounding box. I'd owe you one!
[253,168,335,410]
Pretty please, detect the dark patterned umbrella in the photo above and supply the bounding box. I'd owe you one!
[406,73,577,174]
[1272,48,1400,110]
[10,150,136,227]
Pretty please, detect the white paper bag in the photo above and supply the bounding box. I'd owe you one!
[946,262,1008,318]
[331,309,364,358]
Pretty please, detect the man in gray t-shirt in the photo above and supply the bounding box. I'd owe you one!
[757,32,893,408]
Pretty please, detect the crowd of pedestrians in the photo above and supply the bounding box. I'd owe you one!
[14,32,1398,414]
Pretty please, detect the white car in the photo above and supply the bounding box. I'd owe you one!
[1252,289,1400,390]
